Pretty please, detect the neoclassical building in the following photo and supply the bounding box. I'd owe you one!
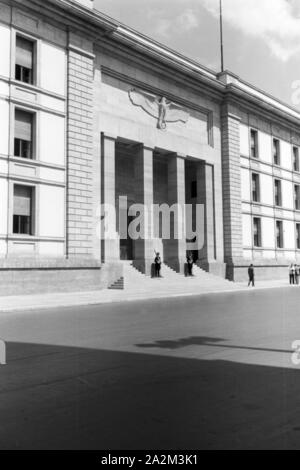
[0,0,300,293]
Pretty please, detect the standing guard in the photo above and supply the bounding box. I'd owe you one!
[186,253,194,277]
[154,252,162,278]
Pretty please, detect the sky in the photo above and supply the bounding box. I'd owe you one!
[94,0,300,108]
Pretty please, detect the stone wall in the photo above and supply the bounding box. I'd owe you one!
[67,35,95,258]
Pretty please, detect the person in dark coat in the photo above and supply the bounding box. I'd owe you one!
[248,264,255,287]
[289,264,295,285]
[186,253,194,276]
[295,264,299,285]
[154,252,162,278]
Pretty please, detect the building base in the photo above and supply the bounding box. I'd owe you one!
[226,259,290,282]
[0,258,123,296]
[197,260,226,278]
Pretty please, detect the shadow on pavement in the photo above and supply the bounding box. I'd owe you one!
[135,336,293,354]
[0,341,300,450]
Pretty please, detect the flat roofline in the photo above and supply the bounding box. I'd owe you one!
[92,6,300,123]
[237,78,300,121]
[218,70,300,121]
[48,0,220,82]
[113,26,217,81]
[47,1,300,123]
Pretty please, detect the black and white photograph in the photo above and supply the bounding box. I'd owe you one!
[1,0,300,454]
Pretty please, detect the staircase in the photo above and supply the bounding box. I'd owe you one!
[109,261,240,295]
[108,277,124,290]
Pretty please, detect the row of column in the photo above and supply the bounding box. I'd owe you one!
[100,133,216,274]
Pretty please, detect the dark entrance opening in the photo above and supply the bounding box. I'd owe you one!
[116,139,140,262]
[120,213,134,260]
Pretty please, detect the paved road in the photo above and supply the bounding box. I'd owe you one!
[1,287,300,449]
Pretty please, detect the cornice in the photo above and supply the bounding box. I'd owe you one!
[68,43,95,59]
[97,41,225,105]
[4,0,300,131]
[223,88,300,134]
[112,26,218,84]
[5,0,225,97]
[5,0,117,39]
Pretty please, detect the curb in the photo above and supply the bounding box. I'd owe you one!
[0,282,295,315]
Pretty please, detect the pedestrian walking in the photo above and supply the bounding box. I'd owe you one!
[289,264,295,285]
[248,264,255,287]
[154,252,162,278]
[295,264,299,285]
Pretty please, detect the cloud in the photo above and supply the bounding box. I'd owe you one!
[148,7,199,39]
[177,9,199,31]
[154,18,172,38]
[201,0,300,62]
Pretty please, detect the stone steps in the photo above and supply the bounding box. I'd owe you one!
[108,277,124,290]
[121,262,236,294]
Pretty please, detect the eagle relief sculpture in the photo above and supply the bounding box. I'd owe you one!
[129,88,189,130]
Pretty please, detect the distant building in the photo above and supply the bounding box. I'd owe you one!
[0,0,299,293]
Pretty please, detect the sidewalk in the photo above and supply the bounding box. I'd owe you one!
[0,278,295,314]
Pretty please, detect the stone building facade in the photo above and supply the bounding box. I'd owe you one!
[0,0,300,293]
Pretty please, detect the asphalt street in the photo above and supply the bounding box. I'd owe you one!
[0,287,300,449]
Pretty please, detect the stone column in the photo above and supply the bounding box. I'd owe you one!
[197,162,216,268]
[133,145,154,275]
[101,133,119,262]
[221,102,243,279]
[165,154,186,273]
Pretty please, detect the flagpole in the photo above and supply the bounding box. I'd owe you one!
[220,0,224,72]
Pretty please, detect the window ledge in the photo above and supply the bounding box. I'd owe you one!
[8,77,66,101]
[8,155,65,171]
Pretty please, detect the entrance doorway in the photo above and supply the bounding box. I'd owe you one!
[116,140,139,262]
[120,213,134,260]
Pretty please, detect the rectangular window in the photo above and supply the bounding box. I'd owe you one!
[191,181,197,199]
[14,109,33,159]
[15,35,34,84]
[250,129,258,159]
[297,224,300,250]
[294,146,299,172]
[13,185,34,235]
[273,138,280,166]
[274,179,282,207]
[252,173,260,202]
[276,220,283,249]
[295,185,300,210]
[253,217,262,247]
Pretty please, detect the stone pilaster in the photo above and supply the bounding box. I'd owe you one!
[92,76,101,261]
[165,154,186,273]
[133,145,154,275]
[197,162,215,264]
[196,162,225,277]
[221,102,243,277]
[101,133,119,262]
[66,34,94,258]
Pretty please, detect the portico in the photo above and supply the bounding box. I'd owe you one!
[100,132,224,276]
